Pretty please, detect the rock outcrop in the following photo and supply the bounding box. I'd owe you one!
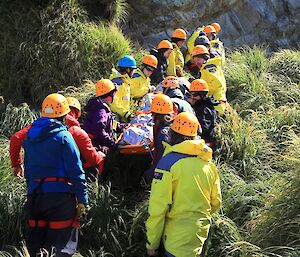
[124,0,300,50]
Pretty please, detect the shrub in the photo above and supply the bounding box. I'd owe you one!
[269,49,300,84]
[3,0,132,104]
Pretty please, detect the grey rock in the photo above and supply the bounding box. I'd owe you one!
[123,0,300,50]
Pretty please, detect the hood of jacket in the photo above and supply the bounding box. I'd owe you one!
[165,88,184,100]
[163,139,212,162]
[27,117,67,143]
[110,68,131,84]
[65,113,80,128]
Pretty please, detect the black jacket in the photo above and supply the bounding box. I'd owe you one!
[193,97,218,142]
[150,49,168,85]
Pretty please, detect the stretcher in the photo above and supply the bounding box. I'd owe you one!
[117,122,154,157]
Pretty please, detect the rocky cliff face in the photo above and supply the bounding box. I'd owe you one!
[124,0,300,50]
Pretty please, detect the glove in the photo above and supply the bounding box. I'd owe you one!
[77,203,87,218]
[147,249,158,256]
[149,85,156,92]
[12,164,24,178]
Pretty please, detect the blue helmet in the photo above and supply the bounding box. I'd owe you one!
[117,55,137,68]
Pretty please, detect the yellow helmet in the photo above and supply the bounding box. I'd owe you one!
[96,79,115,97]
[143,55,158,69]
[171,112,199,136]
[150,94,174,114]
[162,76,179,88]
[172,28,187,40]
[190,79,209,92]
[42,93,70,118]
[157,40,173,50]
[66,97,81,112]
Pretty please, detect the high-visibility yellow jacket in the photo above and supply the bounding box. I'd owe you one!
[200,58,227,114]
[210,38,225,69]
[109,68,131,119]
[130,68,151,99]
[185,27,204,64]
[146,139,222,257]
[167,43,185,76]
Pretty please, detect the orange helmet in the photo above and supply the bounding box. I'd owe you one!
[192,45,209,57]
[42,93,70,118]
[66,97,81,115]
[172,28,187,40]
[150,94,174,114]
[171,112,199,136]
[96,79,115,97]
[190,79,209,92]
[204,25,216,34]
[143,54,158,69]
[162,76,179,88]
[157,40,173,50]
[211,22,221,34]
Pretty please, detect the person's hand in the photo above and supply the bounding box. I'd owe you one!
[77,203,87,218]
[147,249,158,256]
[12,164,24,178]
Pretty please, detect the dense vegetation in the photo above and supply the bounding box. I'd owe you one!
[0,0,300,256]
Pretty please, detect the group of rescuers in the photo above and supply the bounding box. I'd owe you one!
[9,23,224,257]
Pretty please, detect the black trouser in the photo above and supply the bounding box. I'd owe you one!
[26,193,77,256]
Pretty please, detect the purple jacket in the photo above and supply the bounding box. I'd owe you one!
[83,97,116,149]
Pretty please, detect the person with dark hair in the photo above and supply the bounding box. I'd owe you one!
[109,55,137,122]
[191,45,227,115]
[83,79,125,155]
[143,94,175,182]
[146,112,222,257]
[131,55,157,100]
[167,28,187,76]
[150,40,173,85]
[10,93,88,256]
[188,79,218,149]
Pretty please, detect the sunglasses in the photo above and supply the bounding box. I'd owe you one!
[145,66,156,72]
[190,91,208,97]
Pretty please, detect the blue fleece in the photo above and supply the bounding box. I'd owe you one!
[23,117,88,204]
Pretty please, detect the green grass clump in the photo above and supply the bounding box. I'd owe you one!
[0,103,38,138]
[252,134,300,249]
[225,46,275,113]
[216,109,275,180]
[269,49,300,84]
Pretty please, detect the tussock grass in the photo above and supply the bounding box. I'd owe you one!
[269,50,300,84]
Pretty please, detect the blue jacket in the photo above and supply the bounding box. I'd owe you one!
[23,117,88,205]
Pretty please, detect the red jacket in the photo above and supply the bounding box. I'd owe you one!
[10,114,104,169]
